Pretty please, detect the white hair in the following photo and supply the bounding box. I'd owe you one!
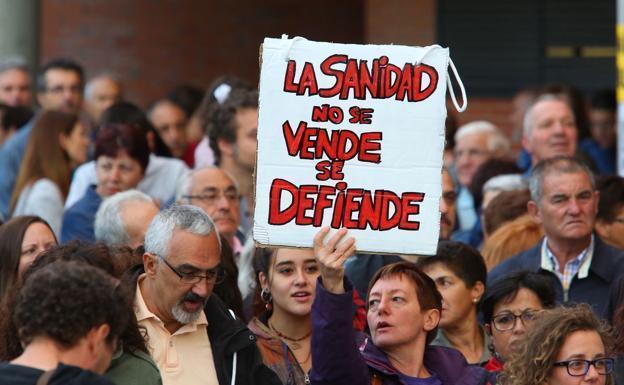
[482,174,527,195]
[0,56,28,74]
[522,94,572,137]
[454,120,511,156]
[144,204,219,258]
[175,166,239,203]
[84,72,122,100]
[94,189,155,246]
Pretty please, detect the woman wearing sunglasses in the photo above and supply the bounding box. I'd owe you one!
[503,304,614,385]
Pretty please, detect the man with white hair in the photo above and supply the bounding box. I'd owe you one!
[130,204,279,385]
[522,94,577,168]
[453,121,510,231]
[177,166,255,297]
[84,73,123,126]
[94,189,159,248]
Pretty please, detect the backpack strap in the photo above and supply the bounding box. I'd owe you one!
[36,369,55,385]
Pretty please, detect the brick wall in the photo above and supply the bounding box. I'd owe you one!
[41,0,364,108]
[41,0,516,152]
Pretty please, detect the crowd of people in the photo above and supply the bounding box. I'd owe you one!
[0,52,623,385]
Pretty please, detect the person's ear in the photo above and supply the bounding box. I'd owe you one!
[258,271,269,291]
[423,308,441,332]
[521,133,532,154]
[218,138,234,157]
[86,323,111,355]
[58,132,69,151]
[471,281,485,303]
[143,252,158,276]
[146,131,156,152]
[485,323,492,336]
[527,200,542,224]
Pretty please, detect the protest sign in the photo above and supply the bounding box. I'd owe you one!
[253,36,466,255]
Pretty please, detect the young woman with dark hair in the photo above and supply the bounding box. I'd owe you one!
[0,215,57,300]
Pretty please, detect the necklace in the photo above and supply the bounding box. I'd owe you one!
[269,321,312,350]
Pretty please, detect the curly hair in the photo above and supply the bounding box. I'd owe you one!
[205,87,258,164]
[13,260,128,348]
[502,304,614,385]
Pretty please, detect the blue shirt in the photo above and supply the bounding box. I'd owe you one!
[579,138,615,175]
[61,184,102,244]
[0,119,34,220]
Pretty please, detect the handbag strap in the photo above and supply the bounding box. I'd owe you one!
[36,369,55,385]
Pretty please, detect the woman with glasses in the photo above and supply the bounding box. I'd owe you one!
[417,241,490,365]
[503,304,614,385]
[480,271,556,372]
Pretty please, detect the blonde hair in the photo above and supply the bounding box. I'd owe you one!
[481,214,544,271]
[502,304,613,385]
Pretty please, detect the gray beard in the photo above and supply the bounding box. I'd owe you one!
[171,302,203,324]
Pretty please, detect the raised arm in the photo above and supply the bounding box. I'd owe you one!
[310,227,369,385]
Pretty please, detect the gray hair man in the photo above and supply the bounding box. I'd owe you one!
[522,94,577,167]
[84,73,123,125]
[94,189,159,248]
[132,204,279,385]
[177,166,253,295]
[177,166,242,251]
[453,120,510,231]
[0,56,31,107]
[488,156,624,317]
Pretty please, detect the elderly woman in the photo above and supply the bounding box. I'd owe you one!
[480,271,556,372]
[61,123,150,243]
[310,227,493,385]
[503,304,614,385]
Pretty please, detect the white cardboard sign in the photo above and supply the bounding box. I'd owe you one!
[253,37,451,255]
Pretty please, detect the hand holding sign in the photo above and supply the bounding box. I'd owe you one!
[313,227,356,294]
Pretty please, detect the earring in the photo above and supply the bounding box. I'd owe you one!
[473,298,479,303]
[261,288,272,311]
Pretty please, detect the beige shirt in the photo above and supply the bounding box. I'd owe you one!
[135,275,219,385]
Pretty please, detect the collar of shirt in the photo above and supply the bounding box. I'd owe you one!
[540,234,594,279]
[134,274,208,333]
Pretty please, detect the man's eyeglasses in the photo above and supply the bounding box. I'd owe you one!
[553,358,614,376]
[45,85,82,95]
[182,190,239,205]
[491,309,540,331]
[155,254,225,285]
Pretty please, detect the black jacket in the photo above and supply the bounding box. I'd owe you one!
[127,265,280,385]
[0,363,113,385]
[488,235,624,318]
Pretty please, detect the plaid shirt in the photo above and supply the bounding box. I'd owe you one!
[540,235,594,301]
